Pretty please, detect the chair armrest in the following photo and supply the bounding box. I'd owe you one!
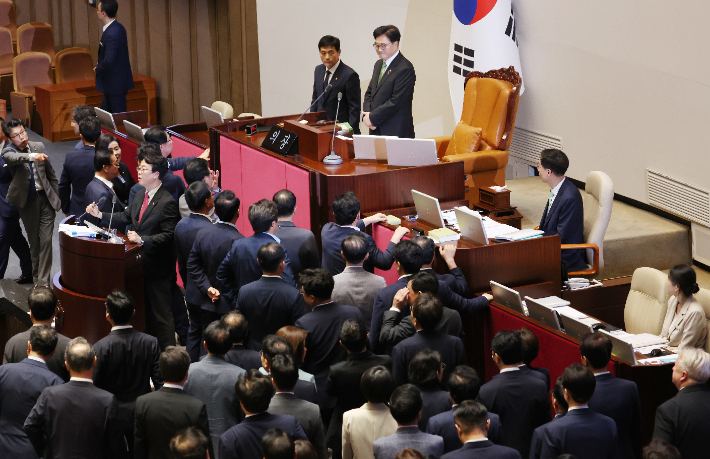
[561,243,600,277]
[441,149,508,174]
[431,136,451,159]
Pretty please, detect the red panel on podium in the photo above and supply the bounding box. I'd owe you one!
[240,146,287,237]
[171,136,205,183]
[284,164,311,231]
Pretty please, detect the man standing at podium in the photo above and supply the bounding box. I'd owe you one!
[95,0,133,113]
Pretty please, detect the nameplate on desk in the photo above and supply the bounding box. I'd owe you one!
[262,126,298,156]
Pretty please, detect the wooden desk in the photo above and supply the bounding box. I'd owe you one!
[35,74,157,142]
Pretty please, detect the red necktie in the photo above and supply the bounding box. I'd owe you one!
[138,191,150,222]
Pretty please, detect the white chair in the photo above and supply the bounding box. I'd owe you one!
[210,101,234,119]
[237,112,262,119]
[692,288,710,353]
[624,267,670,335]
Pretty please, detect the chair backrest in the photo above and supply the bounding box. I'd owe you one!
[238,112,262,119]
[624,267,670,335]
[0,0,16,41]
[17,22,55,65]
[13,52,52,96]
[582,171,614,271]
[211,101,234,119]
[0,26,13,75]
[692,288,710,353]
[55,47,94,83]
[459,77,517,151]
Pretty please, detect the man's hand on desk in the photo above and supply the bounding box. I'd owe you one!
[482,293,494,302]
[391,226,410,243]
[199,148,211,160]
[362,112,376,130]
[207,287,220,302]
[391,288,409,311]
[363,213,387,226]
[439,244,458,270]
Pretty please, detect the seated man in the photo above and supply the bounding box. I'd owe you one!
[221,311,262,371]
[537,148,585,272]
[179,158,220,219]
[411,236,468,296]
[441,401,521,459]
[274,189,320,280]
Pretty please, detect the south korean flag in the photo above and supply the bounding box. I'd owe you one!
[448,0,524,121]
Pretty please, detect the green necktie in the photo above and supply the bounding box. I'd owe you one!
[377,61,387,83]
[547,190,555,210]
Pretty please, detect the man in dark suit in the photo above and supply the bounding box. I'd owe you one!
[268,354,327,459]
[653,348,710,459]
[87,145,180,349]
[262,429,296,459]
[530,377,569,459]
[274,189,319,280]
[96,132,136,206]
[70,105,98,149]
[478,330,550,458]
[222,311,262,371]
[170,427,211,459]
[84,147,126,233]
[311,35,361,134]
[260,335,318,405]
[217,199,296,306]
[237,242,305,350]
[176,181,216,361]
[321,191,409,275]
[537,149,585,272]
[58,117,100,217]
[134,346,212,459]
[24,337,123,459]
[521,327,551,389]
[93,290,163,454]
[95,0,133,113]
[219,370,307,459]
[412,236,469,296]
[440,401,521,459]
[3,286,70,381]
[362,25,416,138]
[0,325,63,458]
[409,349,453,430]
[426,365,503,453]
[580,332,642,459]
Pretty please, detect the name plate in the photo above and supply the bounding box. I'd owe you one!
[262,126,299,156]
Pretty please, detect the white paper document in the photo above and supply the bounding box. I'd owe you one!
[353,135,395,160]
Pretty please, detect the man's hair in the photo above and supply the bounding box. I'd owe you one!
[540,149,569,176]
[676,348,710,383]
[71,105,97,123]
[295,440,317,459]
[248,199,278,233]
[235,369,274,413]
[408,349,442,390]
[276,326,307,365]
[520,328,540,365]
[411,293,443,330]
[215,190,240,222]
[28,286,57,321]
[261,335,293,365]
[447,365,481,404]
[183,158,211,185]
[204,320,232,355]
[65,337,95,372]
[94,147,115,172]
[552,376,569,412]
[339,319,367,352]
[453,400,488,435]
[2,118,25,138]
[273,189,296,218]
[394,240,424,275]
[170,427,210,459]
[642,438,682,459]
[341,232,369,264]
[79,117,101,144]
[185,181,211,212]
[159,346,191,383]
[137,143,169,180]
[410,271,439,295]
[561,363,596,404]
[99,0,119,18]
[394,450,424,459]
[270,353,299,391]
[257,242,286,272]
[298,268,335,301]
[361,366,395,403]
[106,290,135,325]
[373,25,401,43]
[491,330,524,365]
[30,325,58,357]
[579,332,613,369]
[262,428,295,459]
[332,191,360,225]
[96,132,117,151]
[411,236,436,264]
[389,384,422,425]
[318,35,341,51]
[222,311,248,344]
[144,125,169,145]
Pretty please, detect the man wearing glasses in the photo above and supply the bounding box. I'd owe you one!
[1,119,61,286]
[362,25,416,138]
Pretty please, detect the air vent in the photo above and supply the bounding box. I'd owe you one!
[647,169,710,226]
[509,127,563,165]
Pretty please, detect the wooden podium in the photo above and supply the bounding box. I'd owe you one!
[52,217,145,343]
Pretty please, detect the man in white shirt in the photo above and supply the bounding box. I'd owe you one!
[83,147,125,232]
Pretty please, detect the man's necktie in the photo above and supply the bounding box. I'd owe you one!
[378,62,387,84]
[138,191,150,223]
[27,162,37,201]
[547,190,555,210]
[324,69,331,86]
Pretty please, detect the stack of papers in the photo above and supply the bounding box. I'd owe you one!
[555,306,601,326]
[532,296,571,308]
[638,354,678,365]
[495,228,545,241]
[607,331,668,349]
[58,224,96,238]
[428,228,460,244]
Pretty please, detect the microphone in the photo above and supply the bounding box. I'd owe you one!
[323,92,344,165]
[107,194,117,233]
[75,196,106,224]
[297,83,332,122]
[107,194,122,244]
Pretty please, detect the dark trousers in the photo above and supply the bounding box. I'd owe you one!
[18,192,55,285]
[144,276,176,350]
[0,214,32,278]
[171,280,189,340]
[101,92,128,113]
[186,302,202,362]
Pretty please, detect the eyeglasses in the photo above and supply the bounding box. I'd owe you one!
[136,166,153,173]
[373,42,391,51]
[10,129,26,140]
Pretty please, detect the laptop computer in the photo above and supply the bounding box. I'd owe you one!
[123,120,148,142]
[599,329,638,365]
[95,107,116,130]
[559,313,596,340]
[384,138,439,166]
[201,105,225,128]
[524,296,563,331]
[490,281,526,315]
[411,190,446,228]
[454,207,488,246]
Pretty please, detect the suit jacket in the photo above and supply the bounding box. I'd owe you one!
[326,351,393,413]
[391,330,466,387]
[362,52,416,138]
[130,172,186,204]
[342,402,398,459]
[3,327,70,381]
[218,411,307,459]
[530,414,564,459]
[188,221,244,314]
[175,213,215,305]
[371,276,412,353]
[478,369,551,459]
[216,232,296,308]
[539,408,618,459]
[0,359,63,458]
[0,142,21,218]
[84,176,126,232]
[421,267,469,297]
[134,387,212,459]
[539,178,585,272]
[24,380,122,459]
[332,266,387,331]
[101,185,180,279]
[96,20,134,96]
[660,295,707,350]
[588,373,642,459]
[426,408,503,453]
[184,356,246,456]
[224,344,262,371]
[441,439,521,459]
[1,141,61,211]
[419,388,453,431]
[268,392,327,459]
[321,220,396,275]
[294,378,319,405]
[373,426,444,459]
[275,221,320,280]
[518,364,548,385]
[112,161,135,205]
[311,60,361,134]
[180,191,220,220]
[58,143,95,215]
[653,384,710,459]
[237,276,305,350]
[526,364,551,390]
[380,307,463,351]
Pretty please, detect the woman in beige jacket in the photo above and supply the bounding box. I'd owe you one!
[660,264,707,351]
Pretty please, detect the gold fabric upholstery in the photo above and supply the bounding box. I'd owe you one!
[624,267,670,335]
[11,52,52,127]
[0,0,16,41]
[211,101,234,119]
[55,47,94,83]
[17,22,55,66]
[444,122,482,157]
[0,26,13,75]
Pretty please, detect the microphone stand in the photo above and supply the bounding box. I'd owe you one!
[323,92,344,165]
[297,84,332,122]
[106,195,123,244]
